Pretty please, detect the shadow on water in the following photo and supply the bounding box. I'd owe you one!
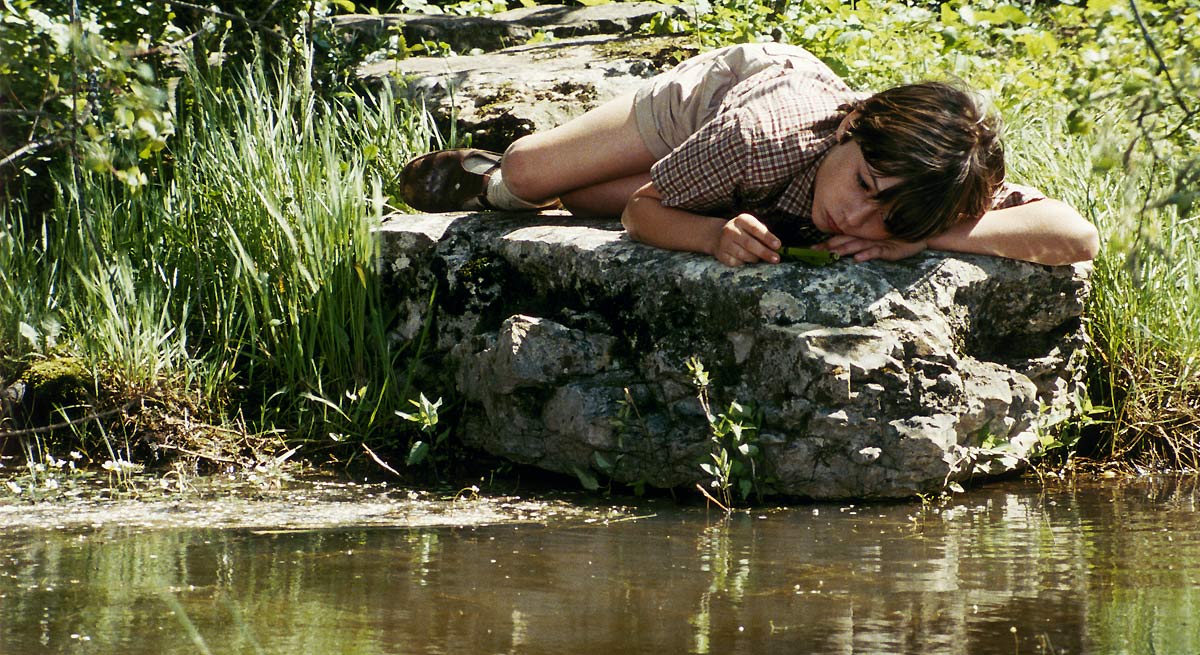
[1,475,1199,654]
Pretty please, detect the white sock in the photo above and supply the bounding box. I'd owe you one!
[484,168,558,211]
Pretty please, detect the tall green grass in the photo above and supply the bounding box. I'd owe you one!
[1004,109,1200,468]
[1087,198,1200,467]
[0,49,438,455]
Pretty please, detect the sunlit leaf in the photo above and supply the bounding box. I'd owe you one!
[406,440,429,466]
[573,466,600,491]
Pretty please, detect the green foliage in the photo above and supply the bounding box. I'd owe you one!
[395,393,448,468]
[592,387,650,496]
[0,0,175,191]
[689,357,768,509]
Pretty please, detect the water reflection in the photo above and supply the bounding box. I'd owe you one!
[2,476,1199,654]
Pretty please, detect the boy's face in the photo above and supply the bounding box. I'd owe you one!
[812,139,902,241]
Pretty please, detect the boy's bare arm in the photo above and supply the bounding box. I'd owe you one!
[820,198,1099,265]
[622,182,782,266]
[624,182,1099,266]
[925,199,1099,265]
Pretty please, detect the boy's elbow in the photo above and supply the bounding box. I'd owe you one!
[1075,222,1101,262]
[621,197,648,242]
[1041,200,1100,264]
[620,210,641,242]
[1061,203,1100,263]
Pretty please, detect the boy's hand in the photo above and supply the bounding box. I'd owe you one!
[712,213,782,267]
[818,235,927,262]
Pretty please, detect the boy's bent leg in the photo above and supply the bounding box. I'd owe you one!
[500,92,657,207]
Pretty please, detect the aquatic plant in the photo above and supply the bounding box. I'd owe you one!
[395,392,448,468]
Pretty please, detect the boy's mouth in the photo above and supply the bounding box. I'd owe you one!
[820,209,842,235]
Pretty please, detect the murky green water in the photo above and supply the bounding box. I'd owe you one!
[2,474,1199,654]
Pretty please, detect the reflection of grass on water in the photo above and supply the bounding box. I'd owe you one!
[690,517,756,654]
[1094,585,1200,655]
[159,590,219,655]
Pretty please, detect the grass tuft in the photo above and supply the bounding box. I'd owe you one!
[0,46,438,464]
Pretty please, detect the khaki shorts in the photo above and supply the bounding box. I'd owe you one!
[633,43,830,159]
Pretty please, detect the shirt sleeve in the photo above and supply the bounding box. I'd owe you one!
[991,182,1047,210]
[649,108,754,214]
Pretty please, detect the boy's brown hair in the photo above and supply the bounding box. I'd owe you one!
[841,81,1006,242]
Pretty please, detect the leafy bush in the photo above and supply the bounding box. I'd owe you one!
[0,0,175,196]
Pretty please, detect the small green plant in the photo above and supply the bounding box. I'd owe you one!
[1029,394,1114,474]
[688,357,766,510]
[395,393,447,468]
[588,386,649,495]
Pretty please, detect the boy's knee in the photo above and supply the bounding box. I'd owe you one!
[500,138,545,201]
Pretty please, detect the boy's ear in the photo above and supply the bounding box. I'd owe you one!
[835,110,859,141]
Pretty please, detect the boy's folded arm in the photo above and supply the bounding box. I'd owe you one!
[622,183,725,254]
[621,182,781,266]
[926,198,1100,265]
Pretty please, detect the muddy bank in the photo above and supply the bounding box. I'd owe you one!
[0,471,636,533]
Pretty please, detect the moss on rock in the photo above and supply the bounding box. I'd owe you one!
[19,356,92,418]
[596,36,700,70]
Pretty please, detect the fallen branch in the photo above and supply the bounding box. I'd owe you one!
[695,482,730,514]
[0,137,63,169]
[362,442,402,477]
[0,400,139,439]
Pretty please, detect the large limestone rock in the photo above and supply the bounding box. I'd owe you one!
[362,4,1092,498]
[378,212,1091,499]
[355,5,700,152]
[337,2,697,54]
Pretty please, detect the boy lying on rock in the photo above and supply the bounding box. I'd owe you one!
[398,44,1099,267]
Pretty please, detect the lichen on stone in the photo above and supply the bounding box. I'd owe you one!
[595,36,700,69]
[379,212,1093,499]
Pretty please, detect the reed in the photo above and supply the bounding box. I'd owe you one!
[1087,200,1200,468]
[1005,104,1200,468]
[0,48,439,454]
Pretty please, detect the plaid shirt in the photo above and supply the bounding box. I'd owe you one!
[650,59,1045,245]
[650,62,857,245]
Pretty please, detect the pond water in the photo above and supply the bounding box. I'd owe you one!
[1,473,1198,654]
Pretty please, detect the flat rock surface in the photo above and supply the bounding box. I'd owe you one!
[355,4,700,151]
[337,1,697,52]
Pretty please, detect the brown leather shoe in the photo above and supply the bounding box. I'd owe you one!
[397,149,502,212]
